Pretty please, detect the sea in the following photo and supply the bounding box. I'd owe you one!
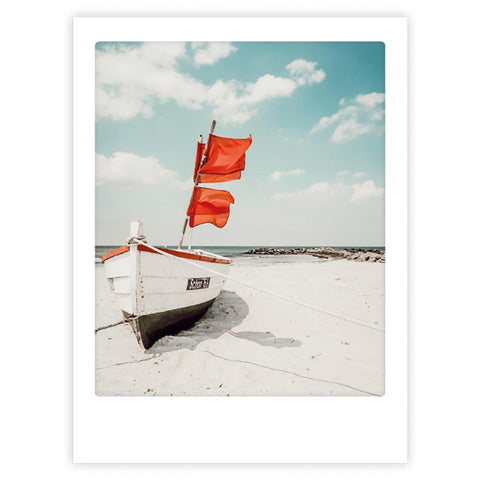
[95,245,385,262]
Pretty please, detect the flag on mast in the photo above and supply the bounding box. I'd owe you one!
[185,129,251,232]
[187,187,235,228]
[193,134,252,183]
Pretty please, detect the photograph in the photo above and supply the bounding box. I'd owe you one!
[95,41,386,397]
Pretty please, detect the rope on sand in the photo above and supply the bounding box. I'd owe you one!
[95,318,135,333]
[135,241,385,333]
[203,349,382,396]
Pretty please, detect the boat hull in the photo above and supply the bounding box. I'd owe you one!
[127,298,215,349]
[102,244,231,349]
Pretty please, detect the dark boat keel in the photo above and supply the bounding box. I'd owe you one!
[123,298,215,350]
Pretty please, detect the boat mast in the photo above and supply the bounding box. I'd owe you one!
[178,120,216,249]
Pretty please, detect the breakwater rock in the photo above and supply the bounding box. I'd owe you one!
[244,247,385,263]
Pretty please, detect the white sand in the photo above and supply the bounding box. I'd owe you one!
[95,256,384,396]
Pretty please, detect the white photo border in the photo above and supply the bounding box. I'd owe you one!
[73,17,407,463]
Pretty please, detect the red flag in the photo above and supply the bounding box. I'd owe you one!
[187,187,235,228]
[193,142,205,181]
[193,134,252,183]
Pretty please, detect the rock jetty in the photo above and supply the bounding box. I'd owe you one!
[244,247,385,263]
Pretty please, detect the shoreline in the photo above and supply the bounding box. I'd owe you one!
[245,247,385,263]
[95,245,385,260]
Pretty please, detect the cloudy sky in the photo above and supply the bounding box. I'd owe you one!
[96,42,385,246]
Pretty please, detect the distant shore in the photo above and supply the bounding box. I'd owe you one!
[95,245,385,262]
[244,247,385,263]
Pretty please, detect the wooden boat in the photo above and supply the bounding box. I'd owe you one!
[101,121,252,349]
[101,221,232,348]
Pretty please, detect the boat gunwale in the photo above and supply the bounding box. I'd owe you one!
[101,244,232,265]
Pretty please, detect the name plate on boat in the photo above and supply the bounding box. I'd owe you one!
[186,277,211,290]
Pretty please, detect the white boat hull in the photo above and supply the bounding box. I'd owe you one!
[102,244,231,348]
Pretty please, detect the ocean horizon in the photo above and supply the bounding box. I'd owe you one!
[95,245,385,260]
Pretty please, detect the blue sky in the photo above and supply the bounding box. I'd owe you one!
[96,42,385,246]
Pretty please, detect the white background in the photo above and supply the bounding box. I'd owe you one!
[2,0,480,478]
[74,17,406,464]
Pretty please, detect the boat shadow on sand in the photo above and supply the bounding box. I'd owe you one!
[148,290,301,354]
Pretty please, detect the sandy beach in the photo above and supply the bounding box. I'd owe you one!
[95,255,384,396]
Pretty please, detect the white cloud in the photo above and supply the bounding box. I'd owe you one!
[270,169,305,181]
[243,74,297,104]
[205,74,297,125]
[96,151,191,190]
[274,179,384,204]
[350,180,384,202]
[285,59,326,85]
[369,109,385,121]
[96,43,207,120]
[331,120,374,143]
[192,42,238,65]
[310,105,358,133]
[336,170,349,176]
[355,92,385,108]
[96,44,326,125]
[310,92,385,142]
[354,171,366,177]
